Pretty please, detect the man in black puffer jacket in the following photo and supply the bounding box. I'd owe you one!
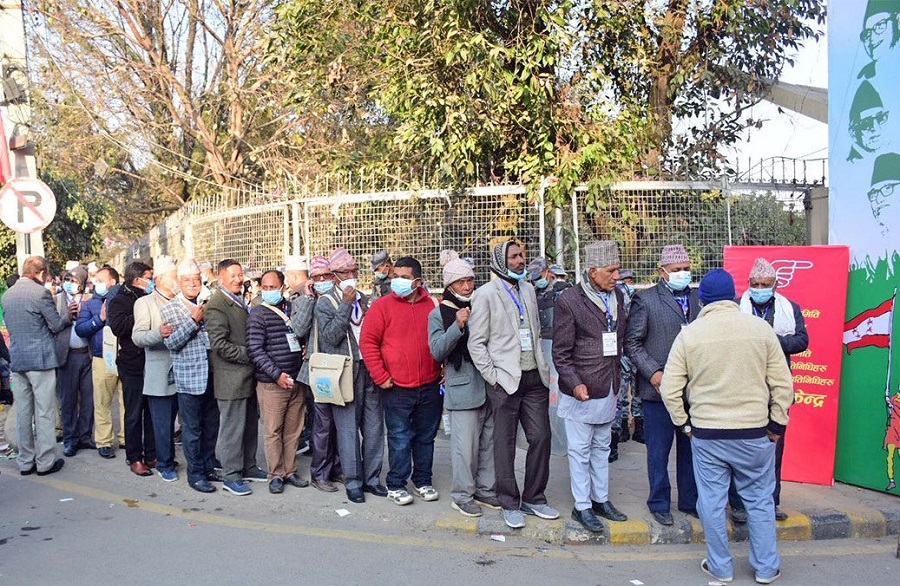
[247,270,308,494]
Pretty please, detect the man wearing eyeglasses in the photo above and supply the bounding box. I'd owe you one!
[624,244,700,527]
[858,0,899,79]
[848,81,890,163]
[868,152,900,235]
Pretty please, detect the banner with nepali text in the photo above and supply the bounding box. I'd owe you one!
[724,245,850,486]
[829,0,900,495]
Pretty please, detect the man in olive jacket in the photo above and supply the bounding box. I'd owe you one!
[206,259,266,496]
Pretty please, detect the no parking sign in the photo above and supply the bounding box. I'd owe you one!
[0,177,56,234]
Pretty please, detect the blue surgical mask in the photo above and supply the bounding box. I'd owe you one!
[624,284,635,296]
[144,279,155,294]
[261,289,284,305]
[749,287,774,305]
[313,281,334,295]
[534,277,549,289]
[506,268,527,281]
[391,277,415,297]
[664,269,691,291]
[94,282,109,297]
[63,281,79,296]
[374,271,388,282]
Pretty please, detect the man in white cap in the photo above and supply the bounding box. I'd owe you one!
[729,257,808,523]
[552,241,629,532]
[285,255,311,299]
[428,250,498,517]
[161,258,221,493]
[624,244,699,526]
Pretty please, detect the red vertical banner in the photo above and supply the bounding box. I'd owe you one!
[724,246,850,486]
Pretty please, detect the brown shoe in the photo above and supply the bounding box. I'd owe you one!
[312,478,338,492]
[130,461,153,477]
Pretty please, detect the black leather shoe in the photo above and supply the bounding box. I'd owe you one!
[269,478,284,494]
[36,459,65,476]
[189,479,216,493]
[651,510,674,526]
[363,483,388,497]
[678,508,699,519]
[78,440,97,450]
[205,469,224,482]
[63,444,77,457]
[730,507,748,524]
[285,474,309,488]
[572,507,603,532]
[592,500,627,522]
[20,464,36,476]
[98,447,115,459]
[346,487,365,503]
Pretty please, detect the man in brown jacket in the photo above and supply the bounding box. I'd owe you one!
[552,241,628,533]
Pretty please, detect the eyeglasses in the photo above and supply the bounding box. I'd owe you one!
[868,181,899,203]
[333,269,359,278]
[860,15,895,43]
[852,110,889,133]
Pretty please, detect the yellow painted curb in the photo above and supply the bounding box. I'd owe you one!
[689,516,705,544]
[844,507,887,539]
[775,510,812,541]
[435,513,478,533]
[608,518,651,546]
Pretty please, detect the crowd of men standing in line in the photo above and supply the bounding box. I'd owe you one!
[2,240,805,584]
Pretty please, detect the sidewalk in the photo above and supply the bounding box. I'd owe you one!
[431,433,900,546]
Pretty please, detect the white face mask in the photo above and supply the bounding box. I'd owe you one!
[454,293,473,302]
[338,278,358,292]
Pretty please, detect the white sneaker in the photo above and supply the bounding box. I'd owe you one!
[387,488,414,506]
[700,558,733,583]
[755,570,781,584]
[413,485,439,501]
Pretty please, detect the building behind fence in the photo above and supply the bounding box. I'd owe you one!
[118,168,824,288]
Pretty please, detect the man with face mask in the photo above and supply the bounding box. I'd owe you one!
[614,269,642,449]
[247,269,309,494]
[428,250,498,517]
[161,259,220,492]
[55,266,94,457]
[2,256,71,476]
[361,256,442,506]
[729,257,808,523]
[370,249,393,300]
[624,244,700,526]
[108,261,157,476]
[467,240,555,529]
[75,266,122,459]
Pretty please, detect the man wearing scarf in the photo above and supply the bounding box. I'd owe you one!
[428,250,498,517]
[552,241,629,532]
[729,257,808,523]
[468,240,555,529]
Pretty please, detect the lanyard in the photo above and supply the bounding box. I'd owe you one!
[221,289,249,314]
[753,304,771,321]
[599,291,614,332]
[673,292,690,323]
[501,281,525,324]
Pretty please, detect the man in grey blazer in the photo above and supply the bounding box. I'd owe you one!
[206,259,267,496]
[132,261,179,482]
[2,256,69,476]
[468,240,556,529]
[624,244,700,526]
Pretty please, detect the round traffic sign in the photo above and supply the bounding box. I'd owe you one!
[0,177,57,234]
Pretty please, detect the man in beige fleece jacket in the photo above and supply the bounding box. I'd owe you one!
[660,269,793,585]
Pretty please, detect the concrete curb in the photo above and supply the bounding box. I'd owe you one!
[434,504,900,546]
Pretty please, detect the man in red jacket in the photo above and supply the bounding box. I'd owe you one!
[360,256,442,506]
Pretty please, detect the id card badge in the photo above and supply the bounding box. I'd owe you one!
[518,327,533,352]
[286,331,301,353]
[602,331,618,357]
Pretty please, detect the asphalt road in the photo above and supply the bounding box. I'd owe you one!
[1,470,898,586]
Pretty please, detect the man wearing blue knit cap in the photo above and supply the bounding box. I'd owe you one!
[659,269,794,585]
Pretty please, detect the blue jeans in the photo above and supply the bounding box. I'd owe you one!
[148,394,178,472]
[177,387,220,484]
[382,379,443,490]
[692,436,779,581]
[643,400,697,513]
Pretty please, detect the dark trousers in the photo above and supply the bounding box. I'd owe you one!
[729,433,786,510]
[643,400,698,513]
[310,401,343,483]
[178,387,220,484]
[383,379,443,490]
[490,369,551,511]
[148,394,178,472]
[58,350,94,446]
[120,371,156,464]
[216,396,260,483]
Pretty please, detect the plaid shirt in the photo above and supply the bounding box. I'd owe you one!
[161,297,209,395]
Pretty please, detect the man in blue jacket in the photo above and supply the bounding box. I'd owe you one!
[75,266,122,459]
